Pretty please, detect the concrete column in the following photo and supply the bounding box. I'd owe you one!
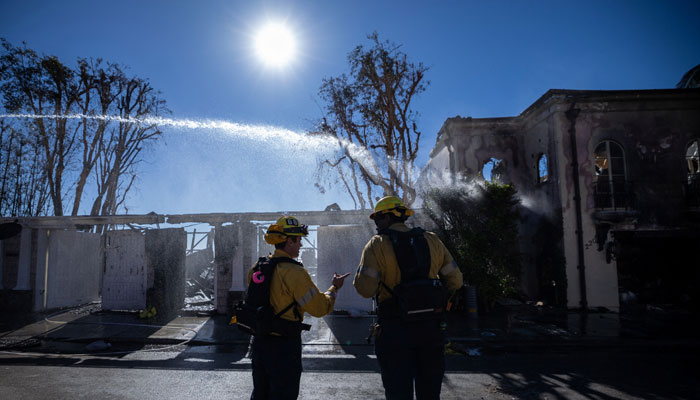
[15,228,32,290]
[230,223,245,291]
[145,228,186,318]
[213,224,226,313]
[34,229,50,312]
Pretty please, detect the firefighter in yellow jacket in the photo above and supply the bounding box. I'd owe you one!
[354,196,463,400]
[250,216,350,400]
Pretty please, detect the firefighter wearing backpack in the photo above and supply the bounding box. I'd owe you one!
[353,196,463,400]
[248,216,350,400]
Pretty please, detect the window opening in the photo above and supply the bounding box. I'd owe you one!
[537,154,548,183]
[482,158,504,183]
[594,141,627,209]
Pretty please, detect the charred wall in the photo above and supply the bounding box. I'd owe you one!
[573,93,700,307]
[435,114,567,304]
[429,89,700,309]
[145,228,186,318]
[582,99,700,227]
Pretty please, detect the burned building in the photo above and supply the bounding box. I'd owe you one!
[0,211,378,316]
[426,88,700,311]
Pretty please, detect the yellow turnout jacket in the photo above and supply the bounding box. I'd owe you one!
[353,223,463,303]
[247,249,337,322]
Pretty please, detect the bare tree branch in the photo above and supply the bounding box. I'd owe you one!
[1,39,167,216]
[312,33,428,209]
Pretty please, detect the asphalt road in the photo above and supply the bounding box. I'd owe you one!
[0,344,698,399]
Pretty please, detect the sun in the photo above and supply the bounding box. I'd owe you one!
[254,22,297,68]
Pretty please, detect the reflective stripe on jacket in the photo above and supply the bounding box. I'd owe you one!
[353,223,464,303]
[247,249,336,322]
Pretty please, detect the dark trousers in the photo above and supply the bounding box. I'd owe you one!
[375,319,445,400]
[250,332,302,400]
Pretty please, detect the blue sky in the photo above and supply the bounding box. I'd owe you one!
[2,0,699,215]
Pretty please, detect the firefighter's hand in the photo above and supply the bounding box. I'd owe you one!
[332,272,351,290]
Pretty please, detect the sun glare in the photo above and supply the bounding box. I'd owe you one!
[254,22,296,68]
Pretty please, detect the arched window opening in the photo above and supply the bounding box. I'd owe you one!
[685,139,700,207]
[594,141,629,209]
[537,154,548,183]
[482,158,505,183]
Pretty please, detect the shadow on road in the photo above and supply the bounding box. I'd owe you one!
[478,349,699,400]
[1,344,699,399]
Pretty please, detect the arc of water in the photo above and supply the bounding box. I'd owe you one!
[1,113,377,167]
[0,113,419,197]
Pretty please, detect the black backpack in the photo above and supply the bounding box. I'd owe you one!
[378,228,448,322]
[233,256,311,336]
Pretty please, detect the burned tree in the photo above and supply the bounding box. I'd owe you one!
[0,39,166,216]
[314,33,428,209]
[0,120,50,216]
[90,76,165,216]
[70,59,117,216]
[0,40,83,216]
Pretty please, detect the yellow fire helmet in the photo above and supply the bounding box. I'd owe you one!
[264,216,309,245]
[369,195,415,220]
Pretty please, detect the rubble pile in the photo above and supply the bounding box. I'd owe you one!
[183,260,215,313]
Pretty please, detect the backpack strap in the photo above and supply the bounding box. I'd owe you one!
[378,280,395,297]
[274,301,299,319]
[378,227,431,282]
[268,256,303,267]
[375,227,432,315]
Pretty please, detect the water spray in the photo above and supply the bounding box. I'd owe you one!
[0,113,418,189]
[3,114,363,160]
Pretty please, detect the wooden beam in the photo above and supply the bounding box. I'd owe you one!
[164,210,371,226]
[1,210,431,229]
[0,214,165,229]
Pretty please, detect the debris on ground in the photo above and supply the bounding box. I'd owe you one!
[139,306,157,319]
[183,261,215,313]
[444,341,466,355]
[445,341,482,357]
